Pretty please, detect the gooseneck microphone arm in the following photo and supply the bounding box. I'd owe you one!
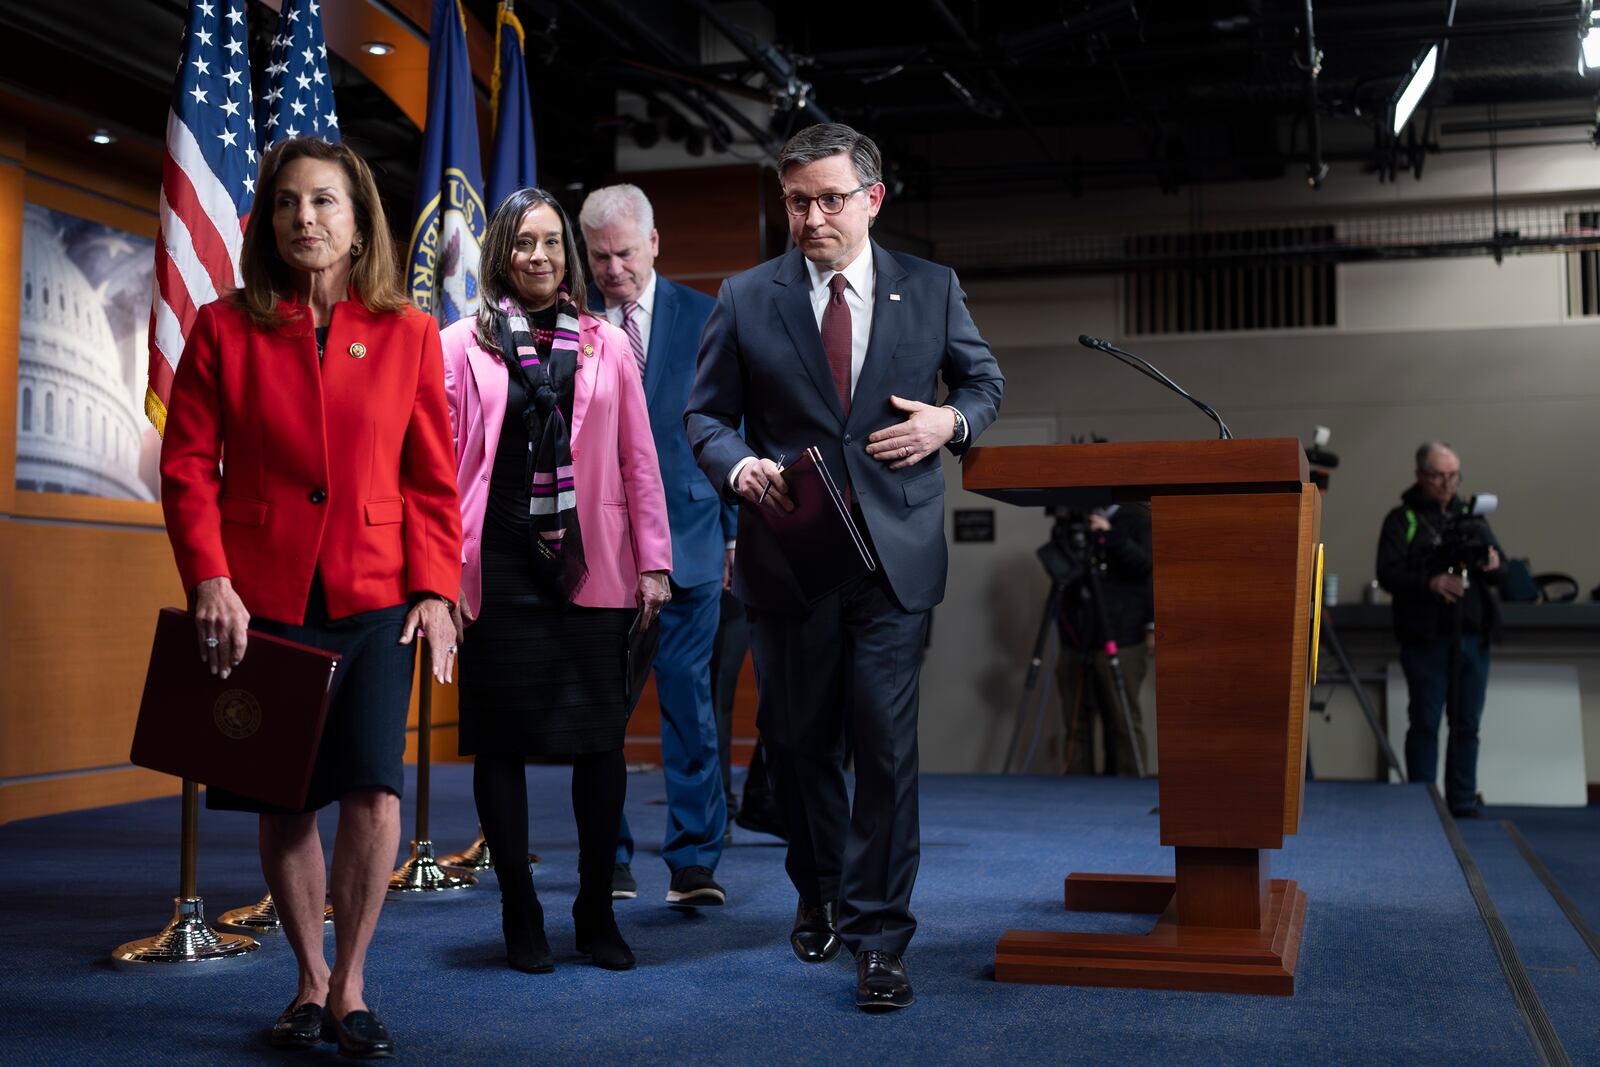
[1077,335,1234,440]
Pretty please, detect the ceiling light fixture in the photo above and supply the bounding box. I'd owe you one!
[1391,44,1438,137]
[361,41,395,56]
[88,129,115,145]
[1581,10,1600,74]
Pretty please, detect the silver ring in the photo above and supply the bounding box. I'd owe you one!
[446,644,458,653]
[205,637,220,648]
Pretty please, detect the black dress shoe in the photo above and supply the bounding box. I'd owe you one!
[268,999,324,1049]
[790,899,842,964]
[319,1010,395,1059]
[856,950,913,1011]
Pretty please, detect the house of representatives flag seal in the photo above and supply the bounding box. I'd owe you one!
[408,0,486,326]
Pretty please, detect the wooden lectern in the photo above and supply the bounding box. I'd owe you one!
[963,438,1322,995]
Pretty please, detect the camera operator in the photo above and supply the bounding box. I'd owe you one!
[1054,504,1154,776]
[1375,441,1506,818]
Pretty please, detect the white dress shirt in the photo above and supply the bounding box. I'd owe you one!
[603,269,657,361]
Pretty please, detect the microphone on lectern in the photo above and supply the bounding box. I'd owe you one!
[1076,335,1233,440]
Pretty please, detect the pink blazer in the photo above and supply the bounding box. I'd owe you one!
[440,311,671,618]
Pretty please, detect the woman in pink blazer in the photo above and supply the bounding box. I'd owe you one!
[440,187,670,974]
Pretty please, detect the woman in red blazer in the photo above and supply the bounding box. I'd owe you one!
[160,138,461,1059]
[440,187,670,975]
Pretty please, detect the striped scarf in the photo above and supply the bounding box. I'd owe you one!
[495,288,587,600]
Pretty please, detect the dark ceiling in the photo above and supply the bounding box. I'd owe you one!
[0,0,1594,219]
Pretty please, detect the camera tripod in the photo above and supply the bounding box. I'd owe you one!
[1005,553,1147,778]
[1313,609,1406,782]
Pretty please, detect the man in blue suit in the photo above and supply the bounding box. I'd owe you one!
[687,124,1003,1010]
[581,185,733,907]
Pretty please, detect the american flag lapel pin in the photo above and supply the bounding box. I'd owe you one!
[889,293,901,301]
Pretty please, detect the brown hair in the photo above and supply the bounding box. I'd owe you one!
[474,186,589,352]
[777,122,883,186]
[235,137,409,327]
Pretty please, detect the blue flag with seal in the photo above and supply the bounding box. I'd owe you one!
[408,0,486,326]
[487,1,537,212]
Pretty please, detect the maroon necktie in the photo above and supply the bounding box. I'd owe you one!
[821,273,852,416]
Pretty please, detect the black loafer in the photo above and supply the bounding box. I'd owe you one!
[856,950,913,1011]
[319,1009,394,1059]
[790,899,842,964]
[269,999,324,1049]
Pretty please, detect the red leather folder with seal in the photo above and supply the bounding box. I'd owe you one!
[749,446,877,604]
[130,608,341,810]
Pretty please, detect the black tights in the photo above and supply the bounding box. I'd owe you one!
[473,748,626,909]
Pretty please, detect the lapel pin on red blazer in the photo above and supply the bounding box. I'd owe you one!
[348,342,367,359]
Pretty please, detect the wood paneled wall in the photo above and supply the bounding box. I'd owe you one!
[624,163,786,297]
[0,124,172,822]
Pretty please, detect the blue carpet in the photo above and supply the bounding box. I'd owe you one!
[0,772,1548,1065]
[1453,815,1600,1058]
[1485,805,1600,943]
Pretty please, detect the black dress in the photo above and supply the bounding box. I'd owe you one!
[458,310,633,757]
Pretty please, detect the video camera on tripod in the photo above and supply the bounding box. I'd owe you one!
[1014,505,1148,778]
[1037,508,1092,588]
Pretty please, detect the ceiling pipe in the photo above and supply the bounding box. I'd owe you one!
[680,0,833,124]
[1301,0,1328,189]
[924,0,1062,166]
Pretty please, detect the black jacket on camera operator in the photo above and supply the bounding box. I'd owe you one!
[1374,441,1505,818]
[1376,487,1504,644]
[1054,504,1154,776]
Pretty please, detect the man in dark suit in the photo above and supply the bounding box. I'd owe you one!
[686,124,1004,1011]
[581,184,734,907]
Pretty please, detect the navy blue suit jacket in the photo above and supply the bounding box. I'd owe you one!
[593,276,733,589]
[686,243,1004,614]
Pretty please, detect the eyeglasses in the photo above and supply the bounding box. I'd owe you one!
[1419,468,1461,485]
[782,184,870,217]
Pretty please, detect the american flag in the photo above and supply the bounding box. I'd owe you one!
[145,0,257,435]
[258,0,339,147]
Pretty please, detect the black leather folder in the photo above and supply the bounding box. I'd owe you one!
[130,608,341,809]
[626,609,661,712]
[749,446,877,603]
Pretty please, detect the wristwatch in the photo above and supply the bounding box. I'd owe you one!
[943,405,968,445]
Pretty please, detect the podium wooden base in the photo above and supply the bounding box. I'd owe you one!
[994,873,1307,995]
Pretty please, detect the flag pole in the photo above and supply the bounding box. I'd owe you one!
[218,892,334,934]
[112,780,259,966]
[443,0,540,874]
[390,638,474,893]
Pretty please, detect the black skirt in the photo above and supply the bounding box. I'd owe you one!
[458,540,633,757]
[207,575,413,814]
